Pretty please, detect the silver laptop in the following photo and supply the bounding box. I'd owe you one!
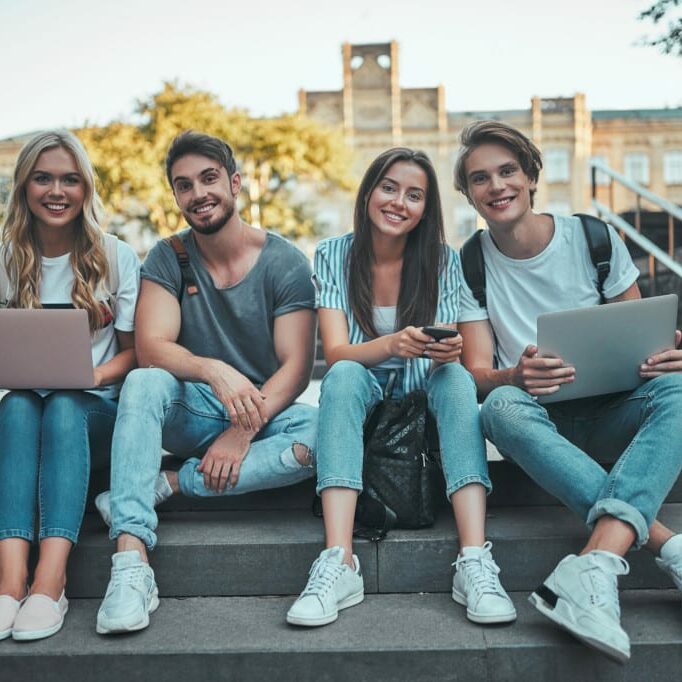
[537,294,678,404]
[0,309,95,389]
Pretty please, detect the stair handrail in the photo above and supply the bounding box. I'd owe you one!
[589,158,682,282]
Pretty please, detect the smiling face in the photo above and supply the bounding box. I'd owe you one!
[25,146,85,237]
[171,153,240,235]
[464,143,536,231]
[367,161,428,244]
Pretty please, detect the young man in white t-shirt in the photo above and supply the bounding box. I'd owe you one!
[454,120,682,663]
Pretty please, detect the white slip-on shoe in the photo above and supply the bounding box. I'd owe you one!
[529,551,630,663]
[96,550,159,635]
[287,546,364,627]
[12,592,68,641]
[95,472,173,528]
[0,595,24,640]
[655,534,682,594]
[451,541,517,624]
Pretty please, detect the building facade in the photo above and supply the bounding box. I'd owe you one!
[299,42,682,245]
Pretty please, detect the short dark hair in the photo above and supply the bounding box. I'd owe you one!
[165,131,237,187]
[453,120,543,207]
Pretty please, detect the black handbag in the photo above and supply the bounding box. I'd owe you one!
[354,370,442,540]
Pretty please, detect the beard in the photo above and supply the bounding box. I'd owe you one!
[185,202,235,235]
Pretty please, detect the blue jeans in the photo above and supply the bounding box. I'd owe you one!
[0,390,117,544]
[109,368,318,549]
[316,361,491,498]
[480,374,682,548]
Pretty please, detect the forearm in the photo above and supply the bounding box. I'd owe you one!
[94,348,137,386]
[137,338,229,385]
[468,365,519,401]
[326,335,394,368]
[259,358,313,420]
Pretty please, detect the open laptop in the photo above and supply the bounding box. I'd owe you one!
[0,309,95,389]
[537,294,678,404]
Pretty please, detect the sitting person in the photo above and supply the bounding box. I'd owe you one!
[454,119,682,662]
[0,130,139,641]
[287,147,516,628]
[95,131,318,635]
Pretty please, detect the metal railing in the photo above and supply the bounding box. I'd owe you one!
[589,159,682,293]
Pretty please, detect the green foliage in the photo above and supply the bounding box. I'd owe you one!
[78,83,354,238]
[639,0,682,57]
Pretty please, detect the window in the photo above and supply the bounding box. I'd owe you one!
[589,155,611,186]
[663,151,682,185]
[454,206,478,238]
[623,153,650,185]
[544,149,570,183]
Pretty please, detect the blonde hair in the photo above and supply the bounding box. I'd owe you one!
[1,130,110,331]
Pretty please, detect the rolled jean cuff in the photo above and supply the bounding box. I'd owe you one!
[586,498,649,549]
[110,525,157,552]
[39,527,79,544]
[0,529,33,542]
[316,477,363,496]
[445,475,492,501]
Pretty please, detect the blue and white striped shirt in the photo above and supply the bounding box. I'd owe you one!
[313,232,461,393]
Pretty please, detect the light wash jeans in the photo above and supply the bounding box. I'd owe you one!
[316,361,490,499]
[0,390,117,543]
[480,373,682,548]
[109,368,318,549]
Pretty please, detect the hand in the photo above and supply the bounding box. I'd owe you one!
[640,330,682,378]
[197,427,253,492]
[512,344,575,396]
[205,360,268,432]
[93,367,104,388]
[388,326,433,359]
[423,332,463,365]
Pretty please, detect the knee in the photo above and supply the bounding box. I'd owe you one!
[648,372,682,403]
[119,367,176,408]
[428,362,476,400]
[0,390,41,420]
[284,404,318,449]
[479,385,531,436]
[320,360,372,400]
[43,391,87,421]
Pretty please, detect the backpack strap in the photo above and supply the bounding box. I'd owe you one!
[460,229,487,309]
[574,213,612,304]
[165,234,199,301]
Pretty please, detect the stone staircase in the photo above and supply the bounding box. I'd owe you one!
[3,460,682,681]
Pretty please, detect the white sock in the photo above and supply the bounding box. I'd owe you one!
[154,472,174,504]
[460,545,487,558]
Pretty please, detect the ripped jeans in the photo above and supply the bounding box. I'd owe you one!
[108,368,318,549]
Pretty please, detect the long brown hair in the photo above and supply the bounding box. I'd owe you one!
[348,147,445,338]
[1,130,110,331]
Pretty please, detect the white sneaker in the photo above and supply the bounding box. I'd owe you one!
[96,550,159,634]
[451,541,517,624]
[95,472,173,528]
[529,551,630,663]
[656,534,682,593]
[286,546,364,627]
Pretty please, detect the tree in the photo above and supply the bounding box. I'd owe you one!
[639,0,682,57]
[78,83,354,239]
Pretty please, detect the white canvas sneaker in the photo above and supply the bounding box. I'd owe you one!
[95,472,173,528]
[96,550,159,634]
[529,551,630,663]
[451,541,517,624]
[655,534,682,593]
[287,546,364,627]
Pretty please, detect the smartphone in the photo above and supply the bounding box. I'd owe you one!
[422,326,460,341]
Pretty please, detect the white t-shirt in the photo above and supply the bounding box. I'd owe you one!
[3,239,141,399]
[457,214,640,370]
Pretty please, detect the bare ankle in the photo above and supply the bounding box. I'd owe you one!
[116,534,148,562]
[164,470,180,495]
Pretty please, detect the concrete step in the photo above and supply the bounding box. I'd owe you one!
[86,459,682,513]
[64,504,682,598]
[1,591,680,681]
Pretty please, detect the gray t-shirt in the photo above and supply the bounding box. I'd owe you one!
[141,229,315,387]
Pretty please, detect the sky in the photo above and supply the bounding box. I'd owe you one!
[0,0,680,139]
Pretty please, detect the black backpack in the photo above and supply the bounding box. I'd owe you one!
[460,213,612,309]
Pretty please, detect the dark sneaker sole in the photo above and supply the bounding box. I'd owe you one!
[529,586,630,664]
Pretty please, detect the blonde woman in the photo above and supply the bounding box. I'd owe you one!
[0,131,140,641]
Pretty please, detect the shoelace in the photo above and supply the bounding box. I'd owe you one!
[110,563,149,589]
[586,554,629,615]
[300,556,345,599]
[453,553,503,596]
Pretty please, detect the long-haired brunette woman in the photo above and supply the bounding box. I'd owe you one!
[0,131,140,641]
[287,147,515,627]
